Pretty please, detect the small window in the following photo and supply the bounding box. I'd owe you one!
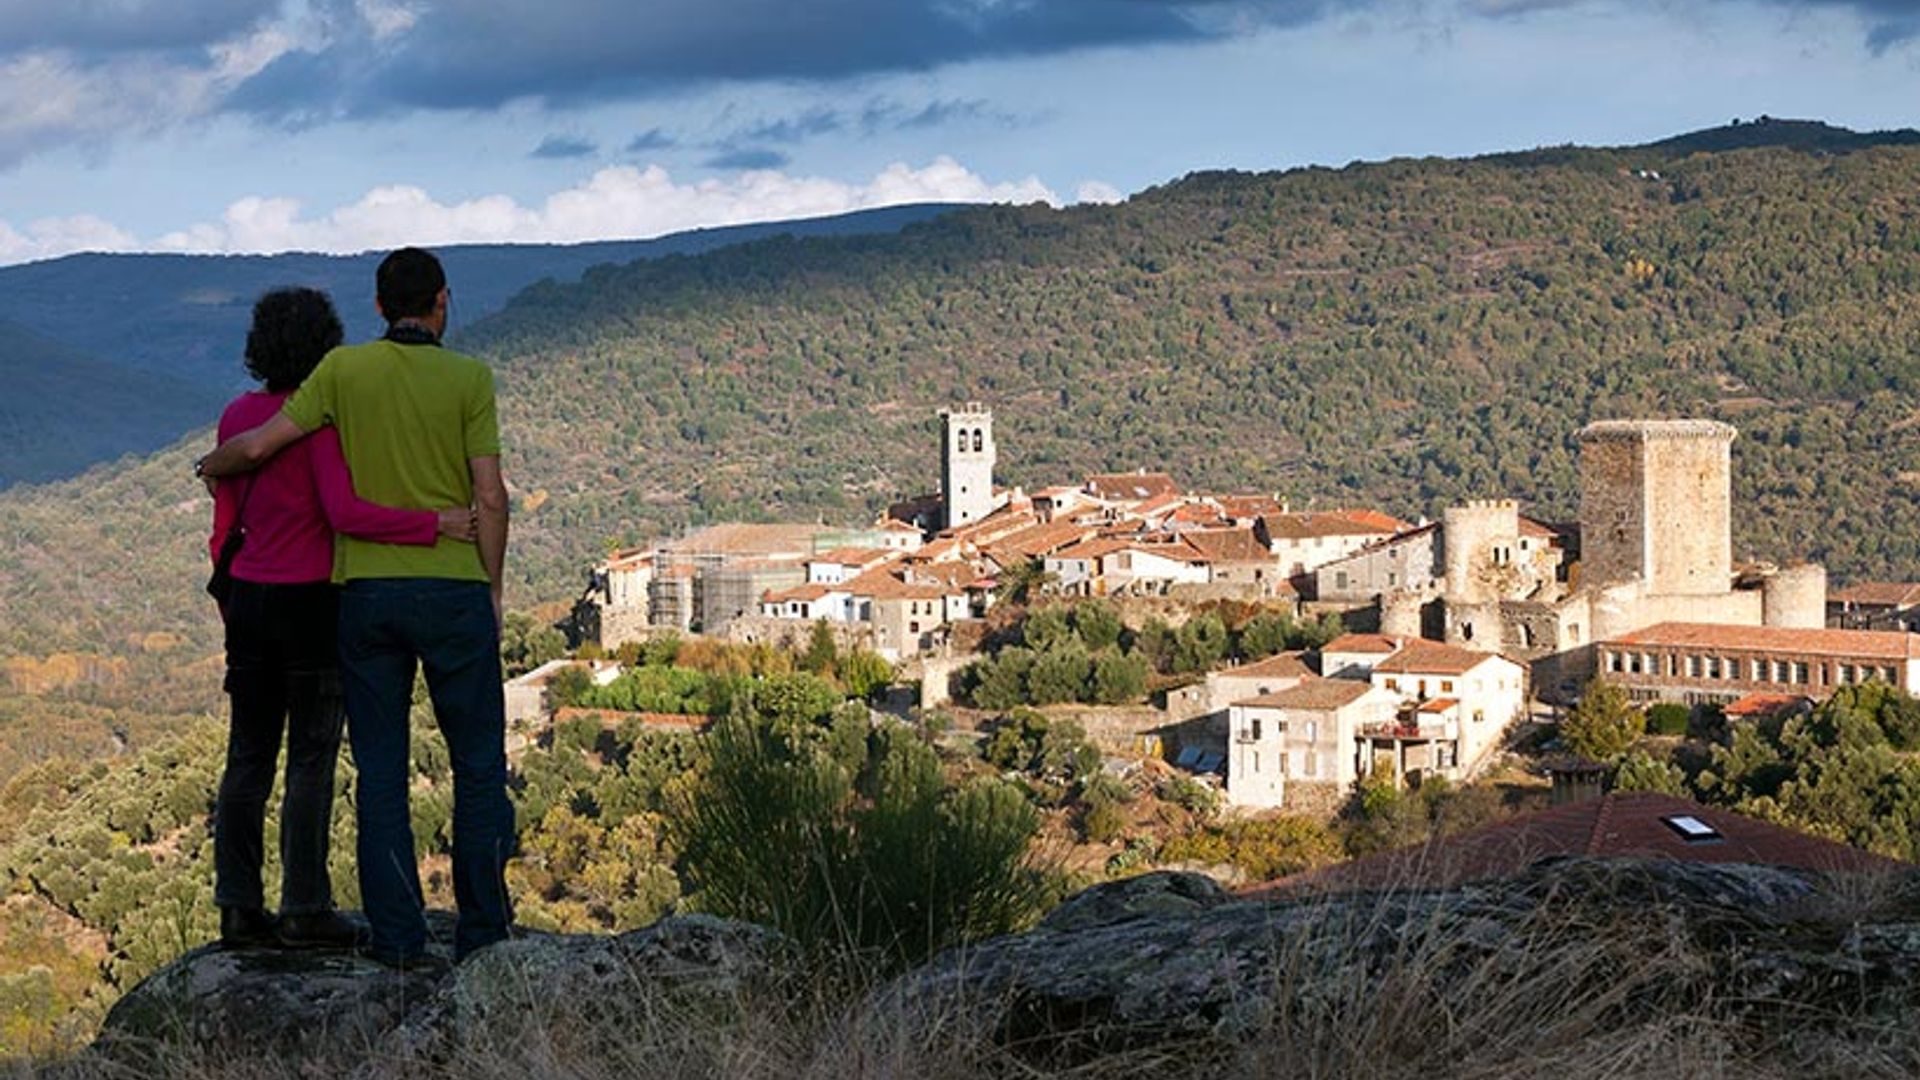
[1661,815,1722,844]
[1251,718,1263,740]
[956,428,968,450]
[973,430,984,452]
[1441,680,1454,693]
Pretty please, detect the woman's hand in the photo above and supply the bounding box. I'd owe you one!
[436,507,478,542]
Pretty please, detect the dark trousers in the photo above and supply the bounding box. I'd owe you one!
[215,580,344,916]
[338,578,515,961]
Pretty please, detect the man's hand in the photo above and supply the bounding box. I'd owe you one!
[436,507,478,541]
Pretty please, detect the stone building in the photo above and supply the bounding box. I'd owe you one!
[1595,621,1920,705]
[1425,420,1829,700]
[940,402,996,530]
[1828,582,1920,632]
[1315,523,1441,604]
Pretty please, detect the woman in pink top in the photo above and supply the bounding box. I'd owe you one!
[208,287,475,950]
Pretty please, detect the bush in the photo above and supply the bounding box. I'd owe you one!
[1645,703,1691,737]
[669,718,1047,970]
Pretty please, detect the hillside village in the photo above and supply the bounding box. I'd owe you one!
[541,403,1920,814]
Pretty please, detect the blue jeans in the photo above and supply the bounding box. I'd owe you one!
[338,578,514,960]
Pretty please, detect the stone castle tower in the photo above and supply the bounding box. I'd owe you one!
[1578,419,1735,596]
[939,402,995,530]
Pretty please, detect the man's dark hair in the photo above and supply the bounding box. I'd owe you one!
[376,246,447,322]
[245,287,345,393]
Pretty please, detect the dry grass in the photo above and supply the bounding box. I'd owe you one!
[11,869,1920,1080]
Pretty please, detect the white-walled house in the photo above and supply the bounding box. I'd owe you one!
[1226,680,1398,809]
[1319,633,1405,679]
[1365,639,1527,784]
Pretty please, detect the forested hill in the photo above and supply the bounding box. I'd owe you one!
[4,122,1920,739]
[0,203,958,488]
[477,123,1920,595]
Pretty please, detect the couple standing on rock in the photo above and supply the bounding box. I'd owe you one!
[197,247,515,968]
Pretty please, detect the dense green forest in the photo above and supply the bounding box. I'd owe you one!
[4,122,1920,765]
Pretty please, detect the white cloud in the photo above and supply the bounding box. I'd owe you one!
[1074,180,1123,204]
[0,213,138,263]
[146,157,1057,255]
[356,0,423,40]
[0,18,304,169]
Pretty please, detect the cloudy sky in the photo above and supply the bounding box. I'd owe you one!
[0,0,1914,264]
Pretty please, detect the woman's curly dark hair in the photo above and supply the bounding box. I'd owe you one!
[245,287,345,392]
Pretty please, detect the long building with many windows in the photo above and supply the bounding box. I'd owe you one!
[1596,622,1920,705]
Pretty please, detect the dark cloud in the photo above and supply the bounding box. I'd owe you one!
[531,135,598,159]
[739,108,846,144]
[0,0,275,52]
[230,0,1244,116]
[885,98,1010,130]
[627,128,677,151]
[705,147,791,170]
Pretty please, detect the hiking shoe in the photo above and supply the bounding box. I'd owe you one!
[278,911,370,951]
[219,906,280,948]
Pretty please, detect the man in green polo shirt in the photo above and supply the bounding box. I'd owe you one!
[199,247,514,965]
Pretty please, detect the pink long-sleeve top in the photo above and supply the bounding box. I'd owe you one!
[209,390,438,584]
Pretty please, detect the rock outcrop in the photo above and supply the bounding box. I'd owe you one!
[93,859,1920,1073]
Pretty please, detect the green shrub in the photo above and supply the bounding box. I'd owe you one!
[1645,703,1690,737]
[669,718,1047,971]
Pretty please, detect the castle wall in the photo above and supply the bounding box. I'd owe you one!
[1443,500,1522,605]
[1763,564,1828,630]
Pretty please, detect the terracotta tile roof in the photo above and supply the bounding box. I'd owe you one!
[1051,536,1132,562]
[1518,515,1561,540]
[808,547,896,568]
[1373,639,1511,677]
[1723,693,1812,719]
[763,583,837,604]
[1609,622,1920,661]
[1254,792,1902,896]
[1260,511,1399,541]
[910,537,967,563]
[1236,678,1375,711]
[1830,582,1920,608]
[1322,633,1404,655]
[1085,471,1181,502]
[1215,652,1314,682]
[1326,508,1415,533]
[1213,494,1289,520]
[1183,528,1274,564]
[1166,502,1233,527]
[844,567,965,602]
[1415,697,1458,714]
[985,520,1100,562]
[877,518,924,533]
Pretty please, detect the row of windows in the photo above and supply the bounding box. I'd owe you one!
[953,427,986,452]
[1603,649,1899,688]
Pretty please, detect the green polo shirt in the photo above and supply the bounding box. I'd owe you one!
[282,338,500,583]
